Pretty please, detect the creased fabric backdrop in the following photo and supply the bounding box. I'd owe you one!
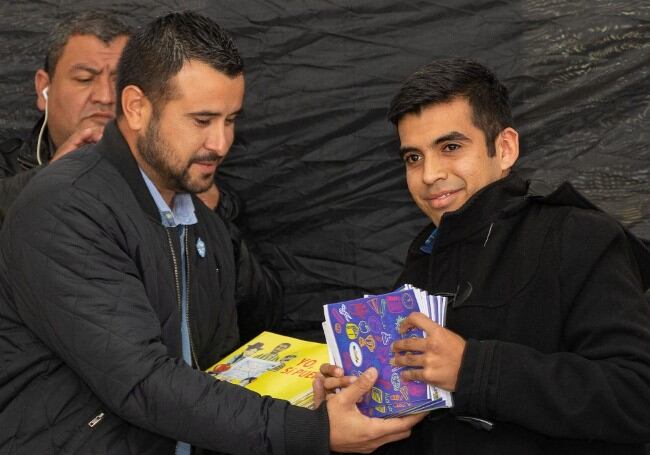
[1,0,648,340]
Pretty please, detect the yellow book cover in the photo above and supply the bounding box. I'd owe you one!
[206,331,329,409]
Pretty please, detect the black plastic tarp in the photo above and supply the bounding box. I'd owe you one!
[1,0,648,340]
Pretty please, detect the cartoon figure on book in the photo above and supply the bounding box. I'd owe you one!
[208,332,333,410]
[256,342,291,361]
[322,289,452,418]
[207,341,264,375]
[271,354,298,370]
[316,58,650,454]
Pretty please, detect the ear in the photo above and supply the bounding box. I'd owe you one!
[120,85,152,132]
[495,127,519,173]
[35,69,51,112]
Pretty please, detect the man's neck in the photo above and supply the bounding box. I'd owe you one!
[118,119,176,207]
[139,163,175,207]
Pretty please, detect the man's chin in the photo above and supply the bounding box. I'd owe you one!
[182,178,215,195]
[79,116,114,130]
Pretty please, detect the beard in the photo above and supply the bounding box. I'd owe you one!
[137,114,218,194]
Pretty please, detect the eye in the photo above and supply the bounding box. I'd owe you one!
[194,117,211,127]
[75,77,93,84]
[402,152,422,165]
[225,116,237,126]
[443,143,460,152]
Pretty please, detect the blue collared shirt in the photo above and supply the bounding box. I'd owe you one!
[140,170,196,455]
[140,170,198,228]
[420,228,438,254]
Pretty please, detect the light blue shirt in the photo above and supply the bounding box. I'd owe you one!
[140,170,198,228]
[420,228,438,254]
[140,170,196,455]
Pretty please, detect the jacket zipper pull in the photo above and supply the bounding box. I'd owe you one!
[88,412,105,428]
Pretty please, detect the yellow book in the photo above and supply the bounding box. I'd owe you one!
[206,331,329,409]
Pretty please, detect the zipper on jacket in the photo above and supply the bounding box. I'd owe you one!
[183,227,200,369]
[165,228,182,317]
[165,228,200,370]
[88,412,105,428]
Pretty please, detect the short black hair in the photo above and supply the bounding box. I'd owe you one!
[44,11,132,77]
[388,58,513,156]
[116,11,243,117]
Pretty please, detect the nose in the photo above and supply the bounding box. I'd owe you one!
[421,152,446,184]
[91,74,114,105]
[204,121,232,158]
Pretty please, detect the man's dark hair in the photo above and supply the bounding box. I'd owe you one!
[116,11,244,118]
[45,11,132,77]
[388,58,513,156]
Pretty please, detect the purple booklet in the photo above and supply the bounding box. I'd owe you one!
[322,286,452,417]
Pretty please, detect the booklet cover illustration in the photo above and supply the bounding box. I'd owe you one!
[322,286,452,417]
[206,331,329,409]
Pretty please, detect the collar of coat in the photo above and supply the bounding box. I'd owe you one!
[15,116,51,170]
[96,120,174,223]
[409,171,650,290]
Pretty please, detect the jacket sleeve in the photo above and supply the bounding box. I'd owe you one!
[228,219,284,341]
[452,210,650,443]
[217,184,284,341]
[4,185,327,455]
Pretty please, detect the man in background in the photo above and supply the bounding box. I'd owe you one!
[0,12,130,221]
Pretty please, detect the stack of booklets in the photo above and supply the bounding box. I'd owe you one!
[206,331,329,409]
[322,285,453,417]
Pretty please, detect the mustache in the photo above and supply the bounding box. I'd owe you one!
[189,153,221,164]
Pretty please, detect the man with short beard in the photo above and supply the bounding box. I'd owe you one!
[0,11,422,454]
[0,11,282,345]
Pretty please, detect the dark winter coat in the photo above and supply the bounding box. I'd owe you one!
[0,117,50,223]
[216,182,284,342]
[0,122,327,454]
[0,117,284,343]
[381,173,650,455]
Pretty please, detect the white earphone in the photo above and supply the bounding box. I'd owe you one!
[36,86,50,165]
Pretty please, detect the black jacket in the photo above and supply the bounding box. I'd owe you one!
[382,173,650,455]
[0,117,283,342]
[216,182,284,342]
[0,122,328,454]
[0,117,50,223]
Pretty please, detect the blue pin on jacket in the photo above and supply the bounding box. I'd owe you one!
[196,238,206,257]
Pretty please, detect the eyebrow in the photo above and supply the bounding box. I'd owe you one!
[69,64,101,75]
[433,131,471,145]
[188,109,243,117]
[69,64,120,76]
[399,130,471,157]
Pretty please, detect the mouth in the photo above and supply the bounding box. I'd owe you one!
[87,112,115,121]
[192,160,219,173]
[425,189,461,209]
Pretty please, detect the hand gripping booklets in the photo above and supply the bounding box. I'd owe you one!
[322,285,453,418]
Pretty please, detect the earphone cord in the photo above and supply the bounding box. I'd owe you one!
[35,97,49,166]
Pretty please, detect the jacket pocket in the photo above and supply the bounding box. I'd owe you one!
[59,408,106,454]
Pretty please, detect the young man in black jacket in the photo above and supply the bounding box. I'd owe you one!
[0,11,422,454]
[317,58,650,454]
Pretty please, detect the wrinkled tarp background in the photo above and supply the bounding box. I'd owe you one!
[1,0,648,341]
